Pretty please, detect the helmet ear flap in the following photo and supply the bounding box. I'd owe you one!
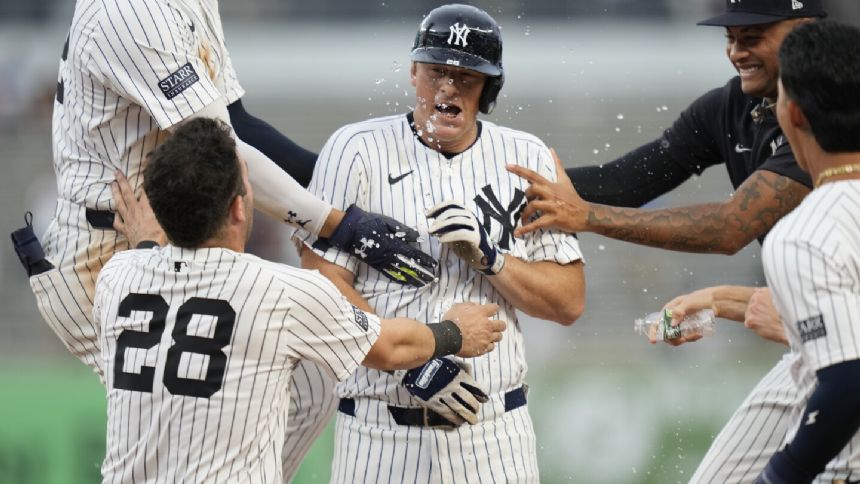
[479,74,504,114]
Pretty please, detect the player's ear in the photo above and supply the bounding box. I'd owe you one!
[410,62,418,87]
[228,194,246,225]
[787,98,809,133]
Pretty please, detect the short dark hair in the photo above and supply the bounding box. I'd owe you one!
[144,118,245,247]
[779,21,860,152]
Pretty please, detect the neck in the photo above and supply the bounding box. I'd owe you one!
[810,152,860,188]
[197,231,245,253]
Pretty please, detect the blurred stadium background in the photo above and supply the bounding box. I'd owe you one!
[2,1,859,483]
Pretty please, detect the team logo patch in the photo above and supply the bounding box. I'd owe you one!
[158,62,200,100]
[415,359,442,389]
[352,305,369,331]
[796,314,826,343]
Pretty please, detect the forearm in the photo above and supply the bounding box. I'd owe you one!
[299,245,372,311]
[238,138,342,237]
[584,171,807,254]
[362,318,434,370]
[489,257,584,325]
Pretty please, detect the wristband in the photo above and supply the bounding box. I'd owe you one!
[480,252,506,276]
[427,320,462,359]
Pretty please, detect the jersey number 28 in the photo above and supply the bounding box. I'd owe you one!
[112,293,236,399]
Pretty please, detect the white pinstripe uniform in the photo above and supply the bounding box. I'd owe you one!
[33,0,334,479]
[690,184,860,483]
[303,114,584,484]
[761,180,860,482]
[94,246,381,484]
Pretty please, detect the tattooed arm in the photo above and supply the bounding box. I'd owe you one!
[510,157,809,254]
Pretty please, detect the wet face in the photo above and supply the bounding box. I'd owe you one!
[725,19,804,100]
[411,62,485,153]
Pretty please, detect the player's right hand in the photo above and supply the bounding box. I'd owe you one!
[327,204,439,287]
[112,171,167,247]
[443,302,504,357]
[745,287,788,345]
[506,148,590,237]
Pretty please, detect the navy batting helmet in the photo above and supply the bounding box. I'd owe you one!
[411,4,504,114]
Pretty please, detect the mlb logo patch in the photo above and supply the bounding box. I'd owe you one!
[158,62,200,100]
[796,314,826,342]
[352,305,369,331]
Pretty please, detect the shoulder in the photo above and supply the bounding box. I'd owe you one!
[482,120,549,153]
[242,254,342,299]
[329,115,404,141]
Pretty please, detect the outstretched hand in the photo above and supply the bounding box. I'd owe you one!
[111,171,167,247]
[506,148,589,237]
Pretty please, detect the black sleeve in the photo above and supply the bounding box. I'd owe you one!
[567,86,728,207]
[758,139,813,189]
[758,359,860,483]
[227,98,318,188]
[567,139,694,207]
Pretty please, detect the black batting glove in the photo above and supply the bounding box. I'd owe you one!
[327,204,438,287]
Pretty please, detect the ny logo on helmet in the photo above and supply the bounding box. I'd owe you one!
[448,22,471,47]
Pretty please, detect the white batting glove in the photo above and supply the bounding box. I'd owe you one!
[426,201,505,275]
[402,358,489,426]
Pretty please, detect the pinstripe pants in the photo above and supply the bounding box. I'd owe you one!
[330,396,539,484]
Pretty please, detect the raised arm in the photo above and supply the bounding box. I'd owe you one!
[510,151,809,255]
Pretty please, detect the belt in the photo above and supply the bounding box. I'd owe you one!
[85,209,115,230]
[338,386,527,428]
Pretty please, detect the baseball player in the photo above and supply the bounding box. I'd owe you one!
[507,0,826,481]
[9,0,439,480]
[754,21,860,482]
[298,5,585,483]
[92,117,504,483]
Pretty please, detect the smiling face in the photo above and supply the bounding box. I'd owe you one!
[411,62,486,154]
[725,19,806,100]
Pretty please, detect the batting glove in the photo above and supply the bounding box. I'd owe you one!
[327,204,438,287]
[402,357,489,426]
[426,202,505,275]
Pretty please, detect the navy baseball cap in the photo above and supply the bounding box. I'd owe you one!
[697,0,826,27]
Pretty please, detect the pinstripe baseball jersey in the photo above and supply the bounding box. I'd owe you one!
[94,246,380,483]
[762,180,860,480]
[37,0,243,376]
[305,113,584,404]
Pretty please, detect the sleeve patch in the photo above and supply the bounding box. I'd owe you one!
[797,314,827,343]
[158,62,200,100]
[352,305,369,331]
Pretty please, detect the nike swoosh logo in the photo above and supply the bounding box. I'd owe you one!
[388,170,414,185]
[735,143,752,153]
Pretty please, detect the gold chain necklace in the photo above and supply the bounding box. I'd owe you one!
[815,163,860,187]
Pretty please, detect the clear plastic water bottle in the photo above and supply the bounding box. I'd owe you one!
[634,308,716,341]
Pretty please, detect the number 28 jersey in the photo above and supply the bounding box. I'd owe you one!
[94,246,380,483]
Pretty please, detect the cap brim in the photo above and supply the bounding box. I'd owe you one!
[410,48,501,77]
[696,11,787,27]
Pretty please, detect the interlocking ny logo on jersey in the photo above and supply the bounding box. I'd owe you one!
[158,62,200,100]
[448,22,471,47]
[474,185,526,251]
